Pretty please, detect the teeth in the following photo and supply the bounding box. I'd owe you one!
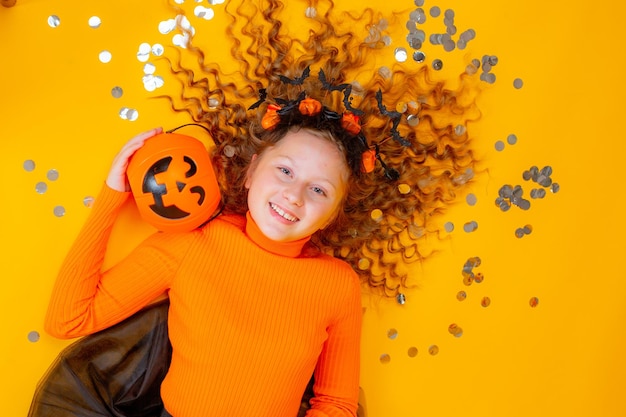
[270,203,298,222]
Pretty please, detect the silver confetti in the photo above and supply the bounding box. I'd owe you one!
[35,182,47,194]
[111,86,123,98]
[53,206,66,217]
[48,15,61,28]
[396,293,406,305]
[88,16,101,29]
[23,160,35,172]
[47,169,59,181]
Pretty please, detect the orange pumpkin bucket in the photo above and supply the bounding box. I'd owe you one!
[127,132,220,232]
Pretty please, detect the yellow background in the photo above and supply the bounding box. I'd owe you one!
[1,0,624,416]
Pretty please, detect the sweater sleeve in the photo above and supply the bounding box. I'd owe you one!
[44,184,188,339]
[307,272,362,417]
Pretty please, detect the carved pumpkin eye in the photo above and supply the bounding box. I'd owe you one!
[127,132,220,232]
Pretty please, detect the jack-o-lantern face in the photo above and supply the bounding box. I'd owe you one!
[127,132,220,232]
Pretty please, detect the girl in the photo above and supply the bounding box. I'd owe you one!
[41,0,481,415]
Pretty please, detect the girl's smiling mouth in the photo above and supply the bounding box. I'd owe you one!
[270,203,299,222]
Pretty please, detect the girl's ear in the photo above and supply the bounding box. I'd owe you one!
[244,154,259,189]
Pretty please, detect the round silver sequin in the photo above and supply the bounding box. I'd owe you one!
[99,50,112,64]
[158,19,177,34]
[551,183,560,193]
[396,293,406,305]
[379,353,391,364]
[495,140,505,151]
[88,16,101,29]
[407,114,420,127]
[463,221,478,233]
[480,72,496,84]
[517,199,531,210]
[35,182,47,194]
[444,222,454,233]
[23,160,36,172]
[429,6,440,17]
[507,134,518,145]
[111,86,123,98]
[481,297,491,307]
[460,29,476,42]
[152,44,165,56]
[224,145,236,157]
[407,347,418,358]
[456,291,466,301]
[143,74,165,92]
[387,328,398,340]
[144,63,156,75]
[466,193,477,206]
[194,6,215,20]
[53,206,66,217]
[443,38,455,52]
[305,6,317,18]
[513,78,524,89]
[455,124,466,136]
[432,59,443,70]
[119,107,139,121]
[541,166,553,176]
[28,331,40,343]
[428,345,439,355]
[47,169,59,181]
[412,51,426,63]
[48,15,61,28]
[394,47,408,63]
[83,196,95,207]
[409,8,426,24]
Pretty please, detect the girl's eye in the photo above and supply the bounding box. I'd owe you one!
[311,186,327,196]
[279,167,292,176]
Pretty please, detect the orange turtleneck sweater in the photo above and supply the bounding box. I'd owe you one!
[45,185,362,417]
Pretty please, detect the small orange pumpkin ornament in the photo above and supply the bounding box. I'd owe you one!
[127,132,221,233]
[361,149,377,173]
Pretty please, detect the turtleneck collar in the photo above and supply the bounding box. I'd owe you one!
[244,211,310,258]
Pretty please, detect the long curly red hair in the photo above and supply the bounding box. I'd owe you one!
[160,0,482,296]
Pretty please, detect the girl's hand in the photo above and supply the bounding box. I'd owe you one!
[106,127,163,192]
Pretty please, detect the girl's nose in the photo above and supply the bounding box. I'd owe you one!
[283,188,304,207]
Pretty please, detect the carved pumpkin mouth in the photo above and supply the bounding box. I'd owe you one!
[143,156,207,219]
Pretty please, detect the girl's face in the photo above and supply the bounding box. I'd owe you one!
[245,129,349,242]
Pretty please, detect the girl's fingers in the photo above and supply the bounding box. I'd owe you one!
[106,127,163,192]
